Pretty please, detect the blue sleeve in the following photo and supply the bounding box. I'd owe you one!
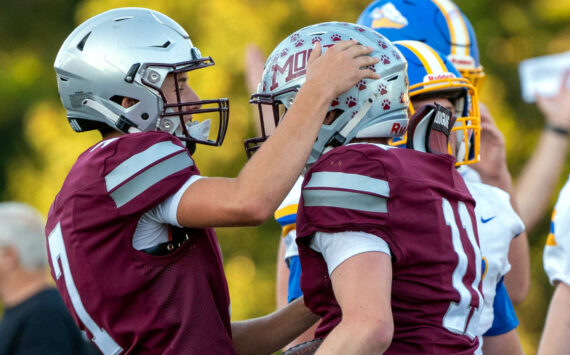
[287,255,304,303]
[484,279,519,336]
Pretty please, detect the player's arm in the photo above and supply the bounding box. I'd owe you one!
[538,282,570,355]
[482,280,523,355]
[483,329,524,355]
[515,70,570,232]
[231,296,319,355]
[316,252,393,354]
[503,228,530,304]
[177,41,380,228]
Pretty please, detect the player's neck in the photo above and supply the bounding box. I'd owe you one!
[0,269,53,307]
[350,137,389,144]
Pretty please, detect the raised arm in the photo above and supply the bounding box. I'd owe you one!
[177,41,380,228]
[515,70,570,232]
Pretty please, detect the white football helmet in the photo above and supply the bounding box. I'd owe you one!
[245,22,409,165]
[54,7,228,147]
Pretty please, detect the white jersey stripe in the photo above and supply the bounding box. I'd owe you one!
[306,171,390,197]
[110,152,193,208]
[105,141,186,191]
[303,189,388,213]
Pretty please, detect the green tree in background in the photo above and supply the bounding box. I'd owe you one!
[0,0,568,353]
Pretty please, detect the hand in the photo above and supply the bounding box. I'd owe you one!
[536,69,570,129]
[245,44,267,94]
[471,102,512,190]
[305,40,380,101]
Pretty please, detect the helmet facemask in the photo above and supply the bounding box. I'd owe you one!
[140,59,229,148]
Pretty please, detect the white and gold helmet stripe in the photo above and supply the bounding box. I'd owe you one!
[396,40,448,75]
[431,0,470,57]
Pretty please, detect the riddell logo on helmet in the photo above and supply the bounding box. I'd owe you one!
[390,122,406,136]
[448,55,476,68]
[270,45,335,91]
[423,72,456,82]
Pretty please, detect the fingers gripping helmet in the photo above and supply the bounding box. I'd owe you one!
[54,8,229,147]
[245,22,408,165]
[395,40,480,165]
[357,0,485,91]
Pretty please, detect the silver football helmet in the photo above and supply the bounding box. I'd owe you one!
[55,7,228,147]
[245,22,408,165]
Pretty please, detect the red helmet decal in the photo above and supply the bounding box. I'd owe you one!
[280,48,289,57]
[381,54,391,65]
[378,83,387,95]
[331,97,340,107]
[295,39,305,47]
[331,34,342,41]
[382,99,391,110]
[378,40,388,49]
[290,33,300,42]
[346,96,357,108]
[357,80,367,91]
[312,36,322,44]
[393,50,401,60]
[352,110,359,117]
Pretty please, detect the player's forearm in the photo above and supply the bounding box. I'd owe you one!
[315,320,392,355]
[515,130,568,232]
[232,80,334,222]
[504,231,530,304]
[231,297,319,355]
[482,330,523,355]
[538,283,570,355]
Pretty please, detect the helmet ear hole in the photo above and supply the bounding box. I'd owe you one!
[324,109,344,125]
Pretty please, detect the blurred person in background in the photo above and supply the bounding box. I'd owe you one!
[0,202,97,355]
[537,71,570,355]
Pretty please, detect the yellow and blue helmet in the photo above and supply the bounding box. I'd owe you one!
[394,40,480,165]
[357,0,485,92]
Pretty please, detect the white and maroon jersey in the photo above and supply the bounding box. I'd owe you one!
[45,132,233,355]
[544,175,570,286]
[296,143,483,354]
[463,179,524,336]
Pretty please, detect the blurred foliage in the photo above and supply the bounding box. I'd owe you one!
[0,0,568,353]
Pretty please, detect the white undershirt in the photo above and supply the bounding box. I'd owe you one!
[132,175,204,250]
[309,231,391,275]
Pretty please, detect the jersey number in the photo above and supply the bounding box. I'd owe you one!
[48,223,123,355]
[441,199,483,339]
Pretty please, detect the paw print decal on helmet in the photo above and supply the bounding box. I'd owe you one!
[346,96,357,108]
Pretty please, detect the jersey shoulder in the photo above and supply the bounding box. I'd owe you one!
[50,132,198,231]
[298,144,395,237]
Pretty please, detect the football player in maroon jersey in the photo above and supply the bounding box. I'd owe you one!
[46,8,380,355]
[247,22,483,354]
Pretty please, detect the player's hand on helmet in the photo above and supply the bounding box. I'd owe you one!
[471,102,512,190]
[305,40,380,100]
[536,69,570,131]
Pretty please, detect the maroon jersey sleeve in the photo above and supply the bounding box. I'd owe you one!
[296,143,482,354]
[45,132,234,354]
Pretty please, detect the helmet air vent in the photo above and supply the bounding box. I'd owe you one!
[151,41,171,48]
[76,32,91,51]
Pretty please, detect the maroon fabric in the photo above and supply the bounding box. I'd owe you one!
[45,132,234,354]
[296,143,481,354]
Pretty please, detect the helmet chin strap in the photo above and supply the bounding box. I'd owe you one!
[82,99,141,134]
[322,92,378,156]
